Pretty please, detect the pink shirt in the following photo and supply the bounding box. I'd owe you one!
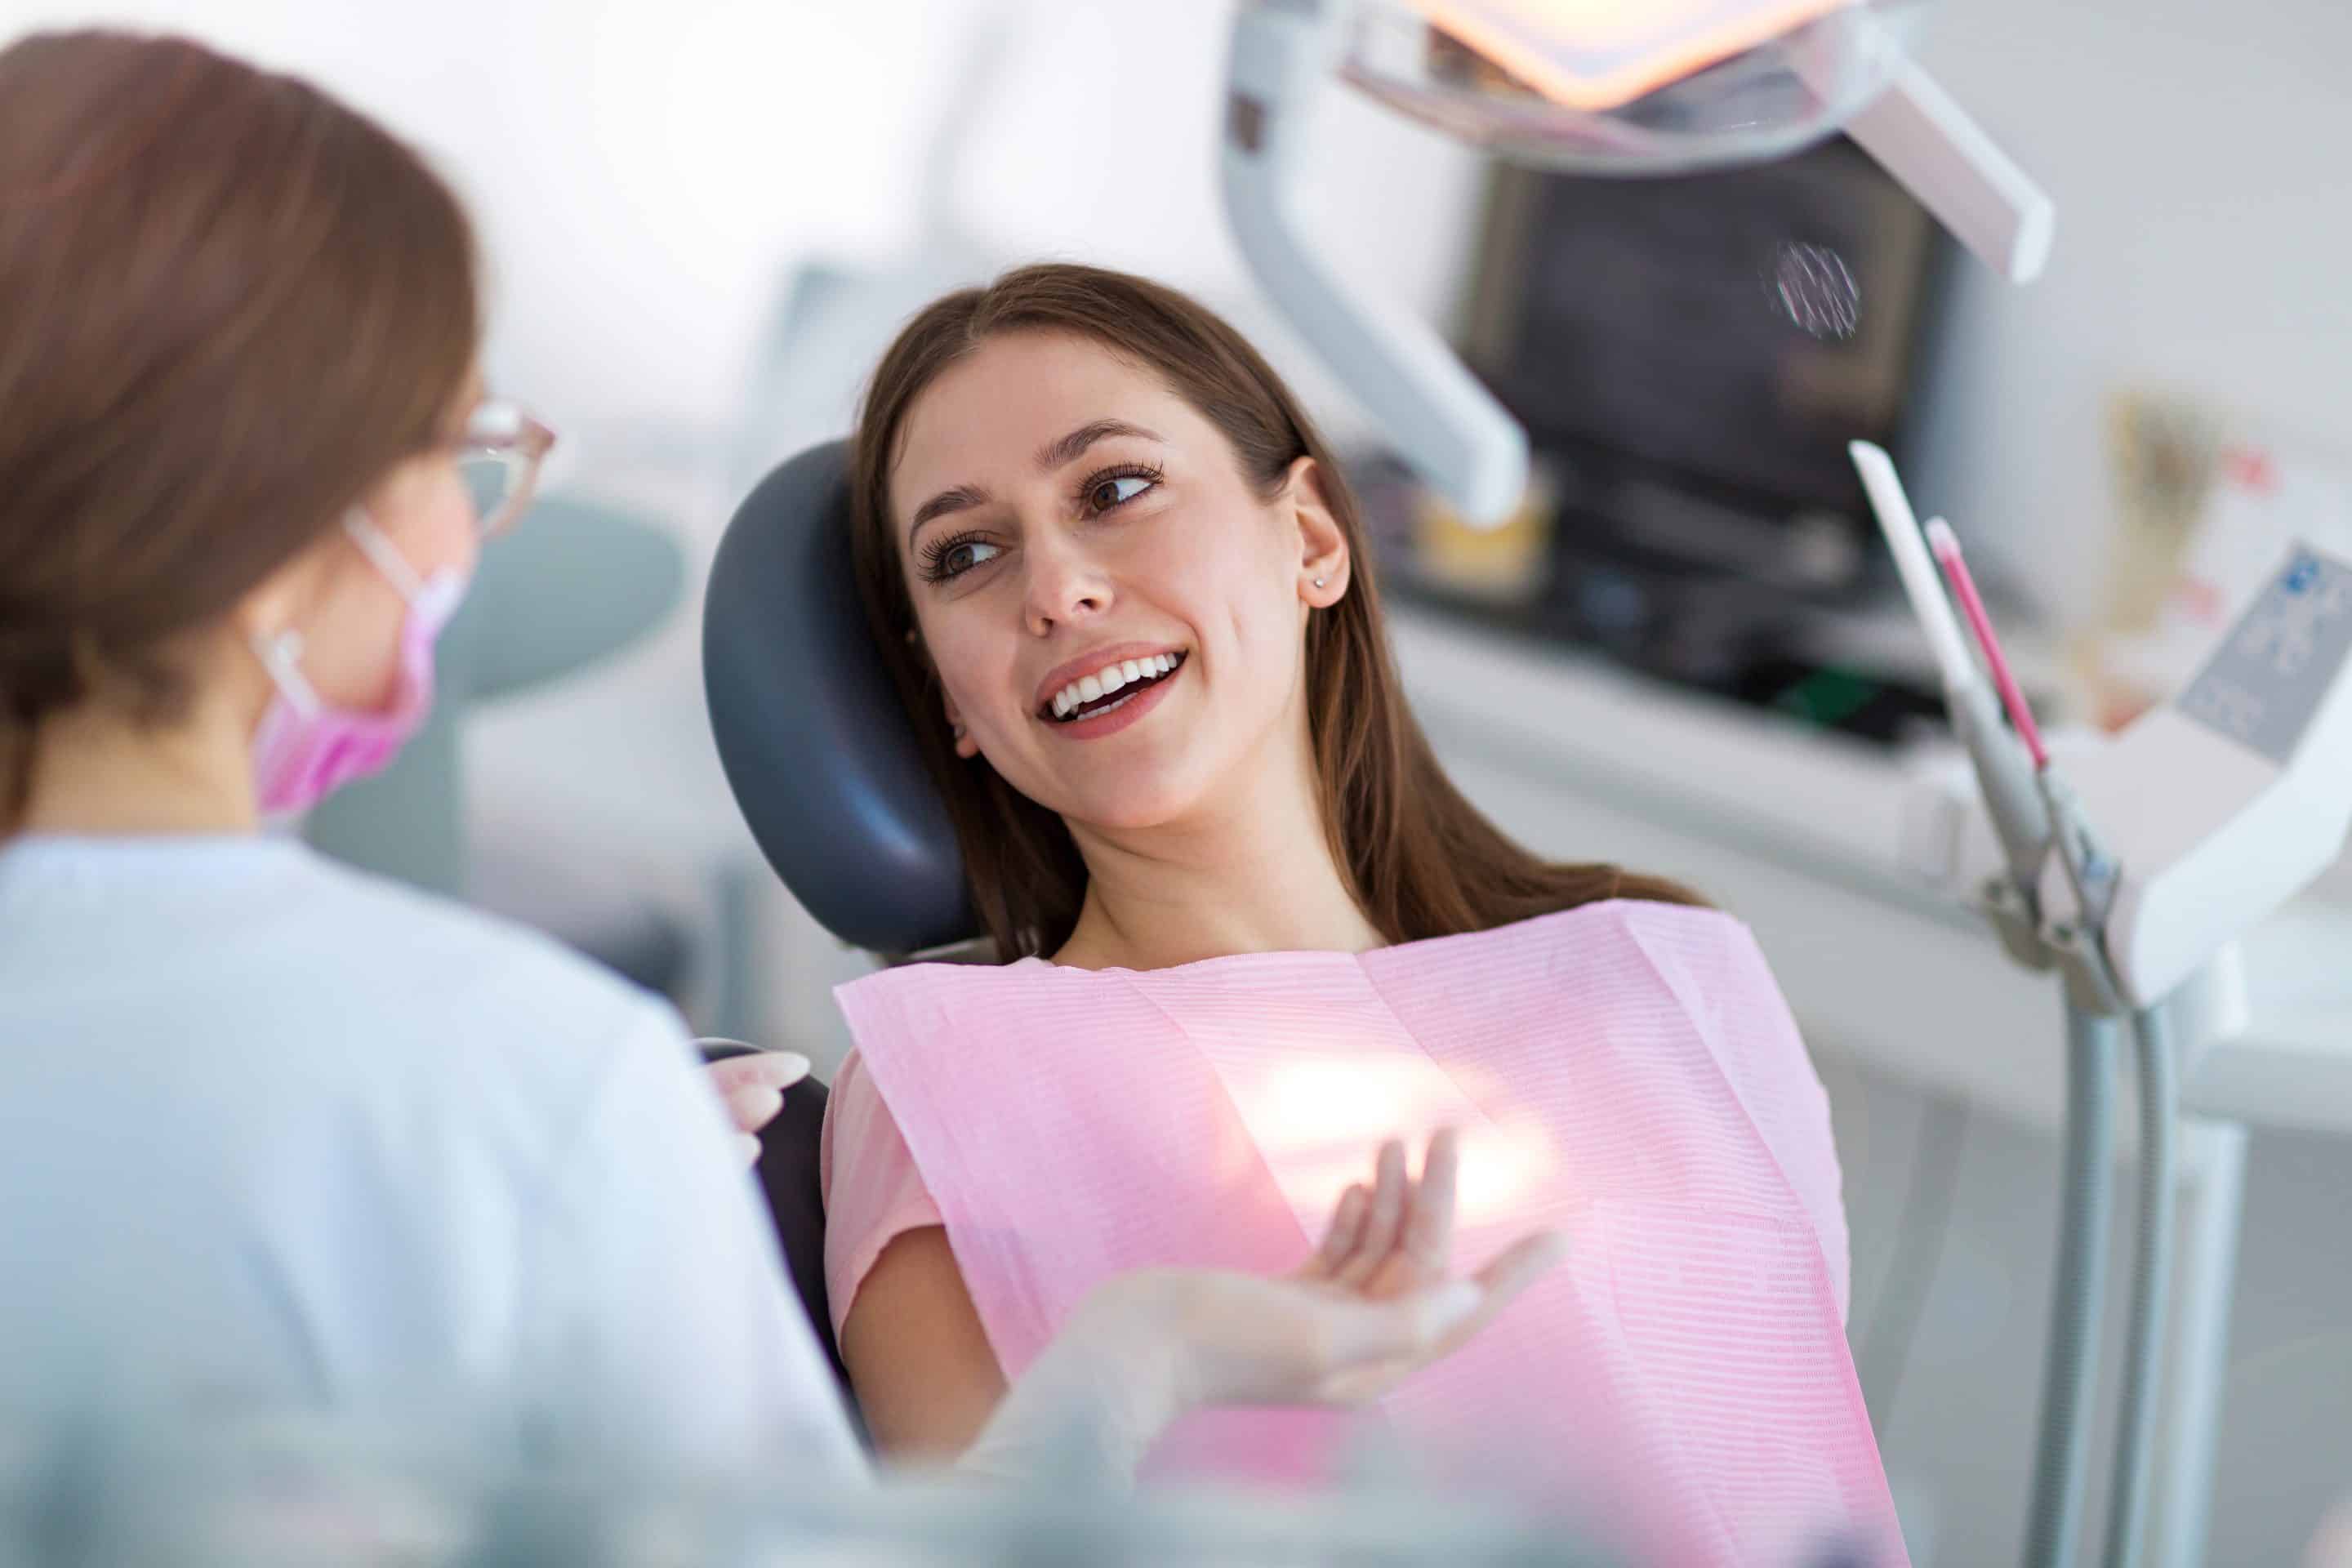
[817,1049,942,1340]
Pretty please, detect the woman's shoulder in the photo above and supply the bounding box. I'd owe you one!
[832,955,1103,1061]
[834,953,1058,1011]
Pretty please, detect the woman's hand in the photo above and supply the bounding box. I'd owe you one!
[1090,1130,1566,1410]
[1294,1128,1459,1299]
[958,1129,1566,1481]
[699,1046,812,1165]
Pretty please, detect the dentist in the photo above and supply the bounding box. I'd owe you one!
[0,28,1558,1478]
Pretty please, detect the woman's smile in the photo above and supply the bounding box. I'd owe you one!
[1034,646,1191,739]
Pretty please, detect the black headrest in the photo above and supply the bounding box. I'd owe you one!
[702,441,977,956]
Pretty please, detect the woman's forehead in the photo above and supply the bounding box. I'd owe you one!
[893,335,1196,496]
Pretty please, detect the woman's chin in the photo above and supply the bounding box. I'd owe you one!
[1065,797,1191,834]
[1049,774,1205,835]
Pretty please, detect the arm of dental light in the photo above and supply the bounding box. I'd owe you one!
[1814,38,2056,283]
[1221,0,1530,526]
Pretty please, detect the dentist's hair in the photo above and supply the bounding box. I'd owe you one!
[0,30,479,826]
[850,263,1700,960]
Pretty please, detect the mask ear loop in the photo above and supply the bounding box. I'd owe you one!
[341,510,428,604]
[249,626,323,720]
[248,509,421,722]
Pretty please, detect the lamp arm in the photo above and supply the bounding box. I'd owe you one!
[1223,0,1530,524]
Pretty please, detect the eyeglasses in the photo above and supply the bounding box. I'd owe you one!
[456,400,557,539]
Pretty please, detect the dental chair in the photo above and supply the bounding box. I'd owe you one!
[700,441,979,1432]
[703,440,976,959]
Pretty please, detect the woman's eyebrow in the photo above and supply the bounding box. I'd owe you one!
[1034,419,1161,472]
[909,483,989,543]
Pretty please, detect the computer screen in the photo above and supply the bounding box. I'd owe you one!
[1461,135,1946,516]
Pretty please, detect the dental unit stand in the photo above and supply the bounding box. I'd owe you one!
[1856,441,2352,1568]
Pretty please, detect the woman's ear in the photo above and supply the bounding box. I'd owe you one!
[910,624,979,760]
[227,530,336,648]
[1286,456,1351,608]
[942,690,978,760]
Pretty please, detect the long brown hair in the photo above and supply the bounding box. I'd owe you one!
[0,30,479,826]
[849,264,1701,960]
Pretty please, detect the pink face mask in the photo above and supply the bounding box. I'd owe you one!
[248,514,471,815]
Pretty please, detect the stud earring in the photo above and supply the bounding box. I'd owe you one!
[1312,577,1327,589]
[951,723,966,740]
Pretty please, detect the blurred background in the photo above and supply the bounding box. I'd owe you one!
[4,0,2347,1561]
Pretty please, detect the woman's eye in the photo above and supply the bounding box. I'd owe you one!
[932,537,1001,580]
[1088,473,1156,512]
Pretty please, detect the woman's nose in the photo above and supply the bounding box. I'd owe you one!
[1021,532,1111,634]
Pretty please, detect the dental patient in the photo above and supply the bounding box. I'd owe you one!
[821,264,1902,1565]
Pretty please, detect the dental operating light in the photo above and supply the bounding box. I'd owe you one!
[1222,0,2052,523]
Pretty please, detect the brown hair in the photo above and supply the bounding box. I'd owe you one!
[849,263,1701,960]
[0,30,479,824]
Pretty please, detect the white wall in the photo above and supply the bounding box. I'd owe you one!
[0,0,1483,470]
[1901,0,2352,621]
[20,0,2340,612]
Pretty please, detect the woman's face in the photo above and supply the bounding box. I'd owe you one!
[257,375,484,713]
[889,332,1349,832]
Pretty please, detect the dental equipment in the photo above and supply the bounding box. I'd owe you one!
[1855,439,2352,1568]
[1221,7,2352,1566]
[1222,0,2052,524]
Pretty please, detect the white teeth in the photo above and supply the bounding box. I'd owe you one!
[1046,653,1185,722]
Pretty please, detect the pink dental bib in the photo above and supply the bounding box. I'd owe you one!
[834,900,1904,1565]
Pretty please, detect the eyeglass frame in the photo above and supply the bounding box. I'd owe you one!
[452,399,557,540]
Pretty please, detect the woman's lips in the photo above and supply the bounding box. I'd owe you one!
[1040,653,1186,741]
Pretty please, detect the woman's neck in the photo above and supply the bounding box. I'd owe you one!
[1053,731,1383,971]
[18,690,260,837]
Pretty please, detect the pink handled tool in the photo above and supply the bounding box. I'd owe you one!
[1925,517,2049,772]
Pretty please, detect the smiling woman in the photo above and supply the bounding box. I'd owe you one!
[816,265,1900,1561]
[849,263,1700,964]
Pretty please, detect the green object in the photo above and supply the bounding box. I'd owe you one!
[1773,666,1879,731]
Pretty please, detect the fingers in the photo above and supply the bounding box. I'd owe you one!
[735,1132,765,1167]
[1333,1138,1409,1288]
[706,1050,812,1095]
[1433,1228,1572,1353]
[720,1081,786,1138]
[1474,1228,1571,1302]
[1316,1227,1571,1401]
[706,1050,809,1140]
[1309,1183,1371,1277]
[1399,1129,1459,1275]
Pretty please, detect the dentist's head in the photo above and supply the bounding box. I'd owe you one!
[0,30,543,834]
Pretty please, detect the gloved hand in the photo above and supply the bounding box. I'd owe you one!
[698,1044,813,1165]
[958,1129,1567,1482]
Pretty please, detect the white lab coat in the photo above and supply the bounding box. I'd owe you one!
[0,833,862,1477]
